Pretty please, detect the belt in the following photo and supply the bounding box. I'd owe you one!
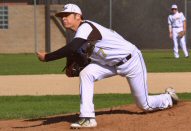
[172,26,182,28]
[116,54,131,66]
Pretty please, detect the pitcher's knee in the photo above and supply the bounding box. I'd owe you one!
[80,69,89,77]
[137,104,153,112]
[80,69,95,80]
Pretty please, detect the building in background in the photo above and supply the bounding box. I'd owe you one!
[0,0,66,53]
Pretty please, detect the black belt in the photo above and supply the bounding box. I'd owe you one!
[116,54,131,66]
[172,26,181,28]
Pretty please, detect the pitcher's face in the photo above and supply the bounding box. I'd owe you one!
[61,13,82,31]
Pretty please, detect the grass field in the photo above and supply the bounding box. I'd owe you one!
[0,50,191,75]
[0,53,66,75]
[0,93,191,119]
[143,50,191,72]
[0,94,133,119]
[0,50,191,119]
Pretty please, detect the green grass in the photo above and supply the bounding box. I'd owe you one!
[0,93,190,120]
[142,50,191,72]
[0,50,191,75]
[0,94,134,119]
[0,53,66,75]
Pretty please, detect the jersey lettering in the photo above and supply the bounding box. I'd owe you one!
[95,48,107,59]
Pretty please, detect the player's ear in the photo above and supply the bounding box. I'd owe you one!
[75,14,82,20]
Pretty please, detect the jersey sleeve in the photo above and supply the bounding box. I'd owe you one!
[44,38,87,62]
[180,12,186,21]
[74,23,93,40]
[168,15,172,25]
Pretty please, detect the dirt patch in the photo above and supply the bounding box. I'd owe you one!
[0,101,190,131]
[1,72,191,96]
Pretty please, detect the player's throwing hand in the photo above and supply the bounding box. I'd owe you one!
[36,52,46,62]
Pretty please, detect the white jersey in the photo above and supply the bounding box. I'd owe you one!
[74,21,173,120]
[168,12,185,28]
[74,20,136,66]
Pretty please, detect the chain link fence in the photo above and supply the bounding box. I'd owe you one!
[186,0,191,47]
[51,0,190,49]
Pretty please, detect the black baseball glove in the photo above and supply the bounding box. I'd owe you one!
[63,48,90,77]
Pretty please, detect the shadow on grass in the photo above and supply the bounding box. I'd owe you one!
[12,109,145,129]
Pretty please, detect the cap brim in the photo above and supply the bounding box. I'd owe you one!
[171,6,177,9]
[55,12,69,17]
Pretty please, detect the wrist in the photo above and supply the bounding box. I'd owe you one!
[44,54,48,62]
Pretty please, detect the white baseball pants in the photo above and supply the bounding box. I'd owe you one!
[172,28,189,58]
[79,48,172,118]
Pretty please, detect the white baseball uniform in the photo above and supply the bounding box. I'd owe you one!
[168,12,189,58]
[75,20,173,118]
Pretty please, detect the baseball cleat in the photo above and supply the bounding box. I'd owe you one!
[165,87,179,105]
[70,118,97,129]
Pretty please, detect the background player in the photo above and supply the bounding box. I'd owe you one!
[168,4,189,58]
[37,3,179,129]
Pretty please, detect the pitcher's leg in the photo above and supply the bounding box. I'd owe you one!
[127,51,172,111]
[79,63,116,117]
[180,36,189,57]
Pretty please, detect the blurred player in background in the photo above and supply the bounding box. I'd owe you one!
[168,4,189,58]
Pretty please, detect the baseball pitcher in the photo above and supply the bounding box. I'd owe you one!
[37,3,179,129]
